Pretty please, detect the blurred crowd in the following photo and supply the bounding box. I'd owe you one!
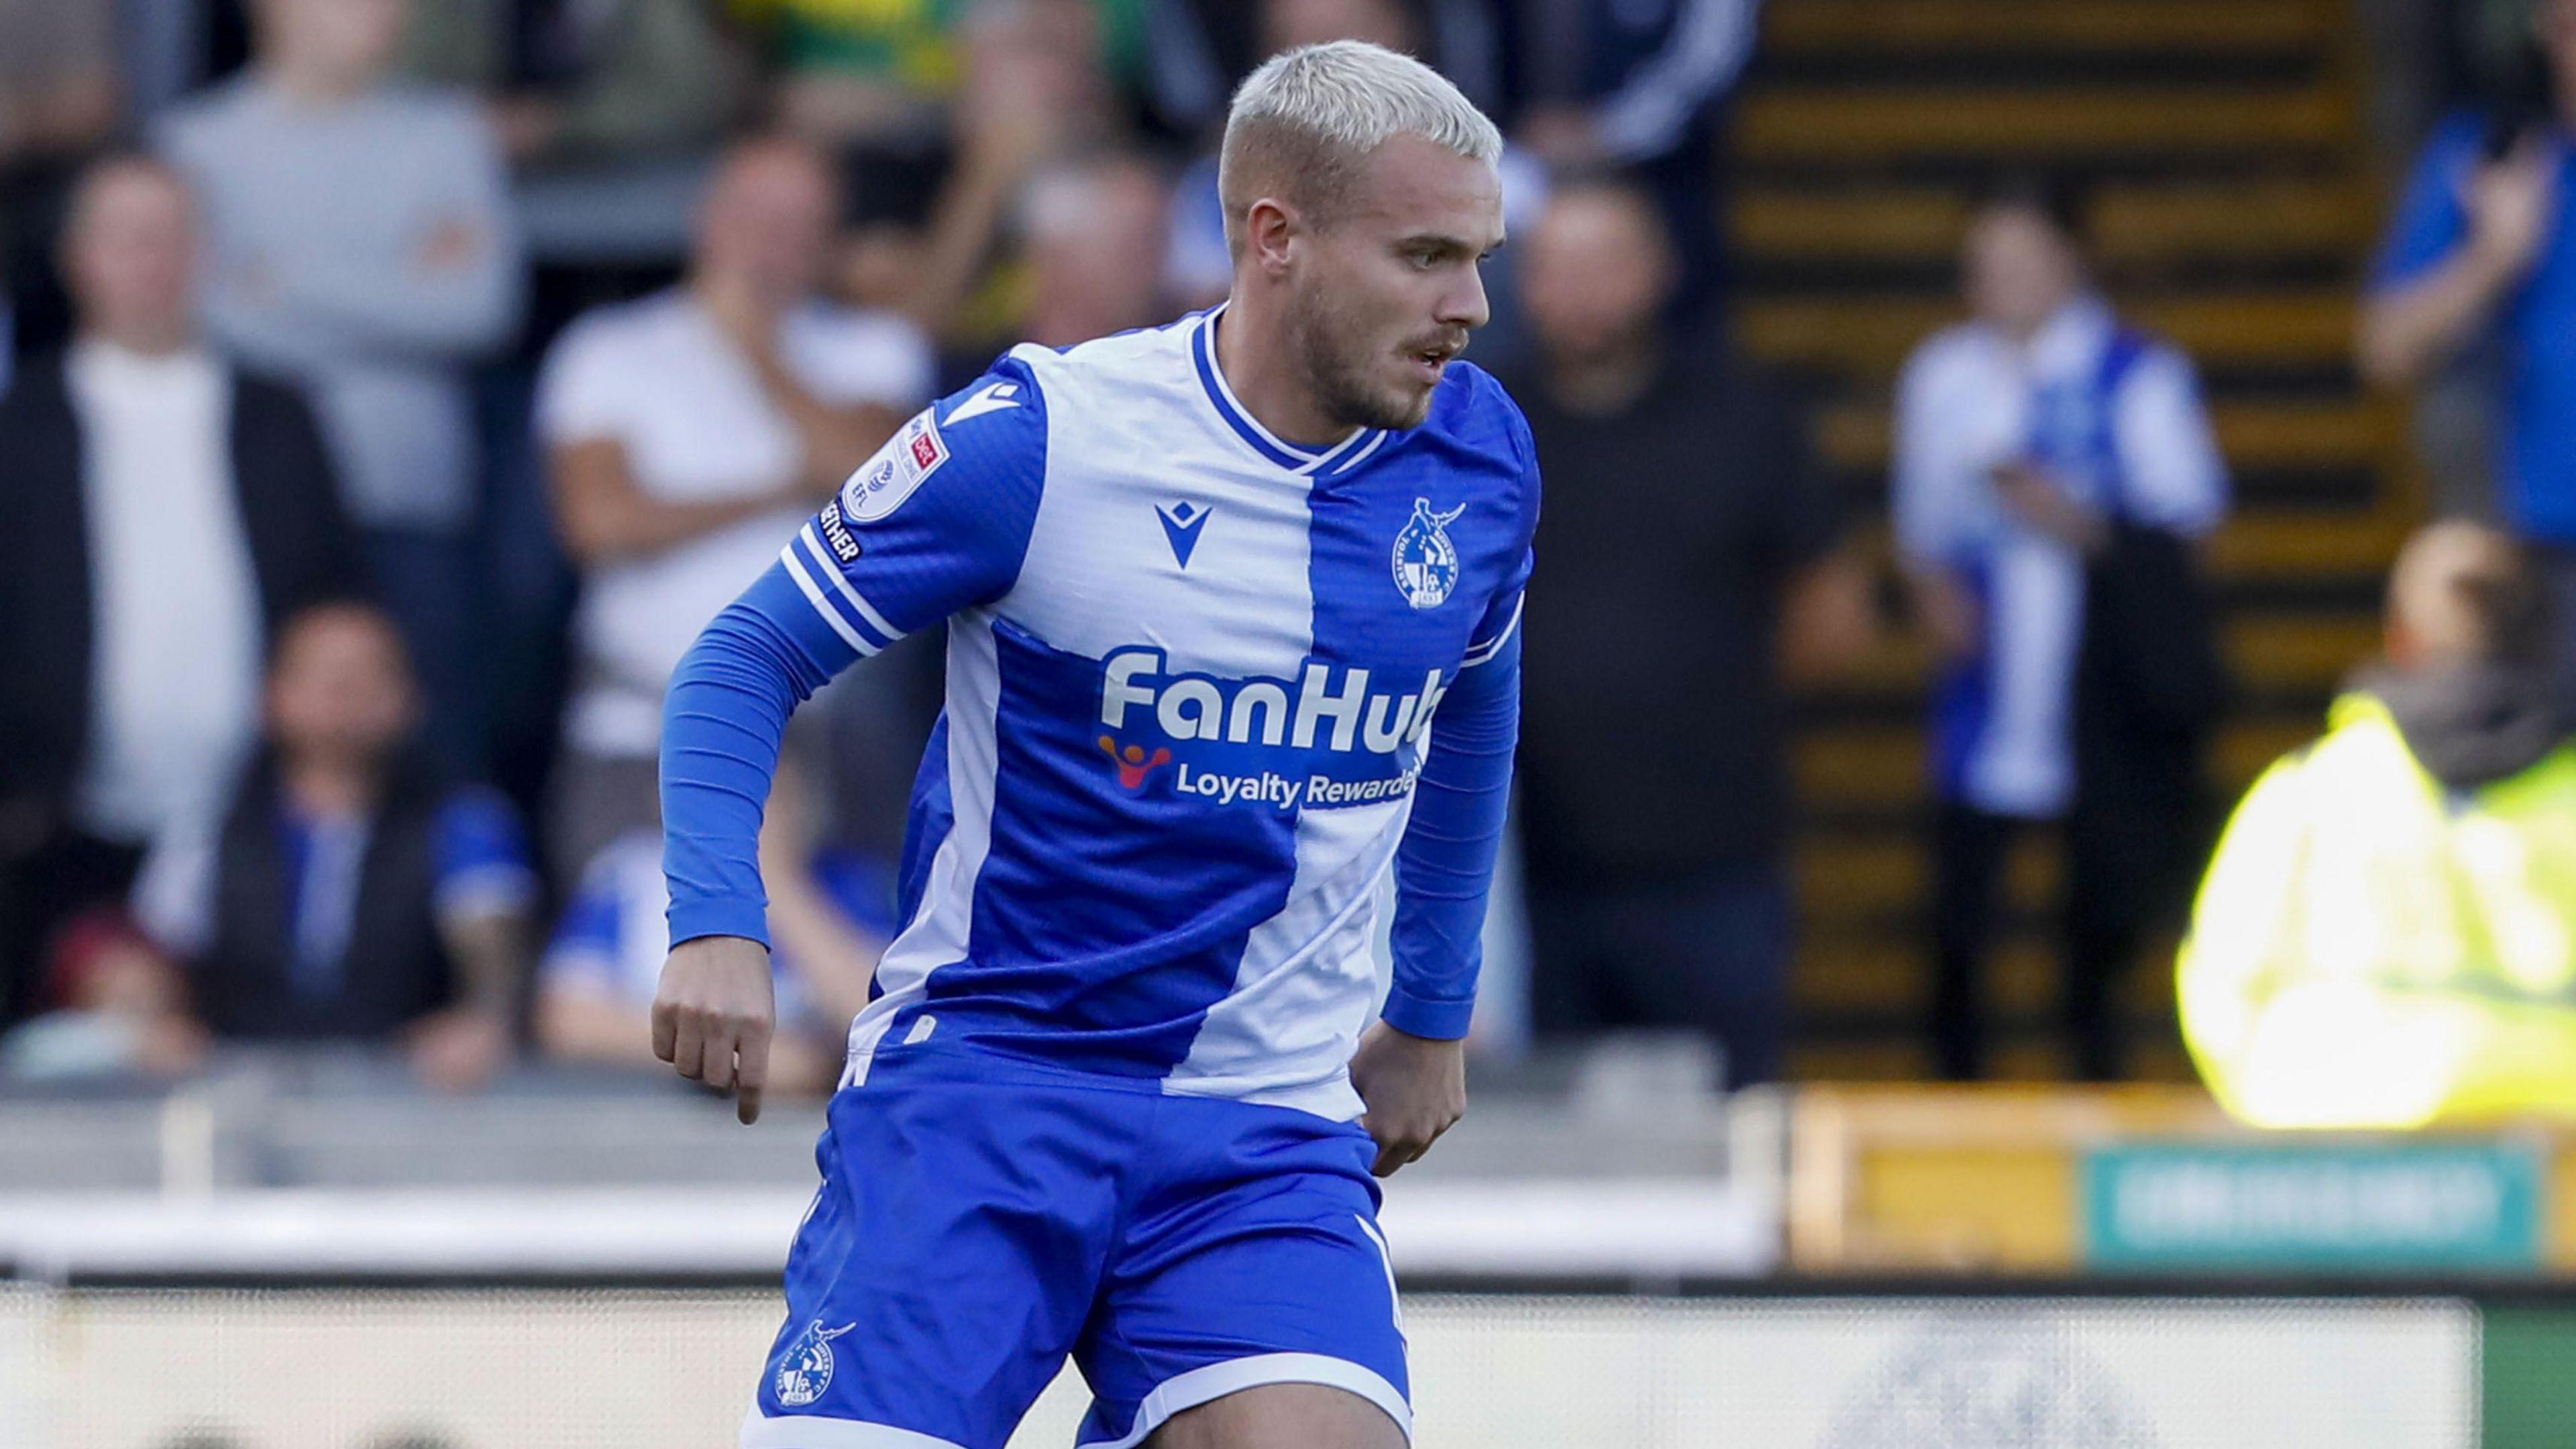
[1,0,2573,1122]
[0,0,1785,1099]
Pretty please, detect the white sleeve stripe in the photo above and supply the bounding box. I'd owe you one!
[1460,594,1525,666]
[779,545,877,658]
[786,530,898,651]
[796,525,910,641]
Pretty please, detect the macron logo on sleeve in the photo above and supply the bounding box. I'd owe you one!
[945,382,1022,425]
[1155,501,1212,568]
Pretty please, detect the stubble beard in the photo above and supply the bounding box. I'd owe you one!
[1289,284,1434,433]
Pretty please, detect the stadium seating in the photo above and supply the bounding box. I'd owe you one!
[1732,0,2418,1080]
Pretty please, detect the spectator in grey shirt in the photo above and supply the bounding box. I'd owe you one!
[160,0,525,771]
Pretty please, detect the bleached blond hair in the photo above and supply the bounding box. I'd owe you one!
[1218,39,1503,255]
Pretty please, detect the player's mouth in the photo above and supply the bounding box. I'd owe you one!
[1405,340,1462,386]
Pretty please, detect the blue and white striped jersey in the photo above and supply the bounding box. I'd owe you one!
[663,309,1536,1119]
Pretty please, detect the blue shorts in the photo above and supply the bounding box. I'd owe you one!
[739,1042,1410,1449]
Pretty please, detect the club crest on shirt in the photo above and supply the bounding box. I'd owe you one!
[773,1319,856,1408]
[1391,498,1467,609]
[838,409,950,523]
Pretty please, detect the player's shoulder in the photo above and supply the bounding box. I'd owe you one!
[2107,327,2198,386]
[1420,360,1538,480]
[995,313,1200,401]
[374,80,498,139]
[1897,321,2002,399]
[1907,320,1994,371]
[833,344,1057,525]
[2413,109,2491,170]
[947,314,1203,449]
[155,75,263,160]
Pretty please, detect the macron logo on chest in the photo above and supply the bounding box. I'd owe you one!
[1155,501,1212,568]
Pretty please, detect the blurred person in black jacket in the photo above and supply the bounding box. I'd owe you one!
[0,0,122,380]
[1893,178,2230,1081]
[1505,178,1872,1086]
[0,154,355,1030]
[132,603,537,1091]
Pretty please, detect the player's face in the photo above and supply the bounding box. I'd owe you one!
[1522,189,1674,359]
[64,166,199,343]
[266,608,421,763]
[701,148,842,305]
[260,0,412,83]
[1291,134,1503,431]
[1964,207,2082,337]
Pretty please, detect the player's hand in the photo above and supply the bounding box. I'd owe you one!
[653,935,777,1124]
[1350,1022,1466,1177]
[1992,460,2107,553]
[2465,135,2559,279]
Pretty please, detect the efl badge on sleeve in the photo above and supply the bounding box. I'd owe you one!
[839,410,951,523]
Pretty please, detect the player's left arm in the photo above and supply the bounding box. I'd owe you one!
[1356,415,1536,1177]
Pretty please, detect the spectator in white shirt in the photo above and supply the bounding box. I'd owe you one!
[538,134,933,879]
[1892,177,2231,1081]
[0,154,355,1030]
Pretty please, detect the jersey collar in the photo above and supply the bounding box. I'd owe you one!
[1189,307,1388,477]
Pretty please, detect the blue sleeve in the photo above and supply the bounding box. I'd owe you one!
[2372,116,2483,288]
[431,787,537,918]
[663,358,1049,949]
[1383,625,1523,1039]
[776,352,1051,659]
[1383,403,1537,1040]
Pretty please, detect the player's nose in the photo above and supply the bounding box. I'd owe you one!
[1438,265,1491,332]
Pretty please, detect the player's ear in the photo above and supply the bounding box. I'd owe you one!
[1243,197,1300,277]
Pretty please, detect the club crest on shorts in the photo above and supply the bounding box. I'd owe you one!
[1391,497,1466,610]
[773,1320,856,1407]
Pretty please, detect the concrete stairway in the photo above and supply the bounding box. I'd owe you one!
[1729,0,2416,1079]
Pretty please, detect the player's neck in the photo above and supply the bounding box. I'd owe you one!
[1212,300,1361,452]
[280,753,382,822]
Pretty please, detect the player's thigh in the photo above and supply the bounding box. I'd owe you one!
[1073,1103,1409,1447]
[1147,1381,1407,1449]
[750,1069,1124,1448]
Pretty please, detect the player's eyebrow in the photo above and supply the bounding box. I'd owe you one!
[1397,231,1505,260]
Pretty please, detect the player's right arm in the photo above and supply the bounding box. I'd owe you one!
[2357,120,2554,388]
[652,356,1049,1121]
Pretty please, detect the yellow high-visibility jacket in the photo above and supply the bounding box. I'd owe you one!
[2179,692,2576,1128]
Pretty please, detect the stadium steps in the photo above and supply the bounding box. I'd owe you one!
[1733,0,2410,1081]
[1762,0,2346,55]
[1737,87,2355,162]
[1737,178,2376,271]
[1740,292,2359,376]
